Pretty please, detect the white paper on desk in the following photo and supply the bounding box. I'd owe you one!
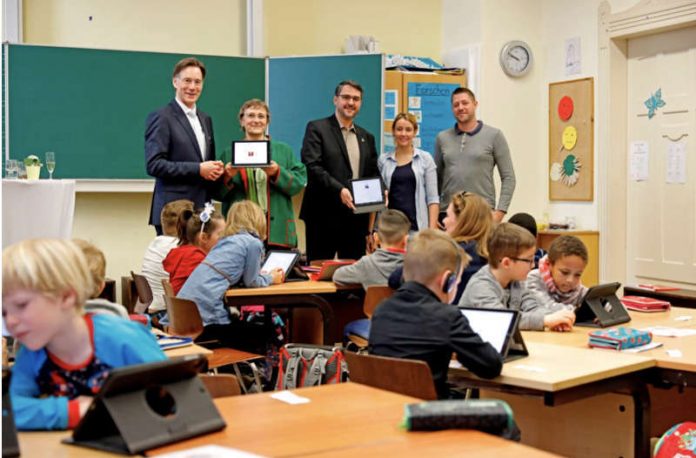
[641,326,696,337]
[629,141,649,181]
[154,445,267,458]
[666,349,683,358]
[270,390,310,404]
[666,141,686,184]
[622,342,663,353]
[511,364,547,373]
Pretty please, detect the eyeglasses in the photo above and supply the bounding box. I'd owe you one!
[510,257,535,267]
[338,94,361,102]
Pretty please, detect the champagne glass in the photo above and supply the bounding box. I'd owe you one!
[45,151,56,179]
[5,159,18,179]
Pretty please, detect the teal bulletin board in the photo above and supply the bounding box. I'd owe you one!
[2,44,265,179]
[267,54,383,158]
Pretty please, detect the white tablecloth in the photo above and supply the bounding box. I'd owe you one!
[2,179,76,248]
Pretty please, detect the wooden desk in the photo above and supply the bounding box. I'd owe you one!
[225,281,363,344]
[537,230,599,286]
[148,383,558,457]
[624,285,696,309]
[17,384,558,457]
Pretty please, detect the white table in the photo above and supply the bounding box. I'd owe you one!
[2,179,76,247]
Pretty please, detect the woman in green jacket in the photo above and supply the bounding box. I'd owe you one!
[219,99,307,248]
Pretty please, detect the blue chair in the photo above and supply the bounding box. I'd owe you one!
[343,286,394,349]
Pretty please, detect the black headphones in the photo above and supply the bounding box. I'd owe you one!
[442,239,463,294]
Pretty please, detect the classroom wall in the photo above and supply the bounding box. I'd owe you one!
[22,0,247,55]
[20,0,248,298]
[263,0,442,57]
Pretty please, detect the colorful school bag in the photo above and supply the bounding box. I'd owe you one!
[276,344,348,390]
[654,422,696,458]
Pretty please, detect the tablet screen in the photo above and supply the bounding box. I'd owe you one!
[351,178,383,205]
[261,251,299,276]
[232,140,270,166]
[460,308,516,354]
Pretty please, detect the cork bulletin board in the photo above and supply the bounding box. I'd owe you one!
[548,77,594,201]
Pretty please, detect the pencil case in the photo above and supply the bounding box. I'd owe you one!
[402,399,514,434]
[588,327,652,350]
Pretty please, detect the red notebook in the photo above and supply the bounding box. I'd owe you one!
[621,295,671,312]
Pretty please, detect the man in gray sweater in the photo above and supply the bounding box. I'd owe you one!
[434,88,515,223]
[333,210,410,289]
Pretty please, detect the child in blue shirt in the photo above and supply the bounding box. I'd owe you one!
[178,200,284,350]
[2,239,166,431]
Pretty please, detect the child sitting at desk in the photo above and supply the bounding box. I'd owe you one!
[141,199,193,319]
[526,235,588,311]
[177,200,284,351]
[163,204,225,295]
[333,209,410,289]
[3,239,165,431]
[73,239,129,319]
[369,229,503,399]
[459,223,576,332]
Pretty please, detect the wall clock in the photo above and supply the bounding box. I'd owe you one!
[499,40,533,77]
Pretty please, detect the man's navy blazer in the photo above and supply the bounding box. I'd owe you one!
[300,115,378,220]
[145,100,216,226]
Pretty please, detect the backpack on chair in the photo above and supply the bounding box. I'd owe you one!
[275,344,348,390]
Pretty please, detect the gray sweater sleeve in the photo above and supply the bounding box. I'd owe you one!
[332,258,368,288]
[434,134,444,196]
[458,272,505,309]
[514,285,548,331]
[492,130,515,212]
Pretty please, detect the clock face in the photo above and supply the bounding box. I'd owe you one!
[500,41,533,77]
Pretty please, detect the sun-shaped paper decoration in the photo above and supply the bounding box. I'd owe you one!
[560,154,581,186]
[550,162,563,182]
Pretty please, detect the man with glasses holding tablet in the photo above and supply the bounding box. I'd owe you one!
[300,81,379,261]
[434,88,515,224]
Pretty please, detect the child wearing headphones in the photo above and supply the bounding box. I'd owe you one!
[368,229,503,399]
[333,209,410,289]
[163,203,225,295]
[459,223,576,331]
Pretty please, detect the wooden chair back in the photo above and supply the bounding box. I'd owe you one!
[363,285,394,318]
[161,278,175,298]
[199,374,242,398]
[344,351,438,400]
[164,295,204,340]
[130,271,153,314]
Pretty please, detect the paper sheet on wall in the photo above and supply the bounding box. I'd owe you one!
[629,141,649,181]
[565,37,581,76]
[384,90,398,121]
[666,141,686,184]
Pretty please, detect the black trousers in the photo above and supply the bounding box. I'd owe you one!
[305,210,369,261]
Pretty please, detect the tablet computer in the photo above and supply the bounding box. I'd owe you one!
[350,177,386,214]
[230,140,271,167]
[309,260,355,281]
[459,307,528,362]
[261,250,300,278]
[575,281,631,327]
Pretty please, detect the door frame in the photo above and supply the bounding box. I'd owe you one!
[597,0,696,282]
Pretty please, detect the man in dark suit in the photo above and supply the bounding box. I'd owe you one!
[145,57,224,234]
[300,80,379,261]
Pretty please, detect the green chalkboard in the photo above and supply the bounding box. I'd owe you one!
[3,44,265,179]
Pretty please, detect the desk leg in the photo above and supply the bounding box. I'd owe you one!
[630,382,651,458]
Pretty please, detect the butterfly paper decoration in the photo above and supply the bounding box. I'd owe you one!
[644,88,666,119]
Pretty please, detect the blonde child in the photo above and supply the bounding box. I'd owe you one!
[459,223,576,332]
[177,200,283,350]
[141,199,194,315]
[333,209,410,289]
[3,239,165,431]
[526,235,588,310]
[73,239,129,318]
[163,205,225,295]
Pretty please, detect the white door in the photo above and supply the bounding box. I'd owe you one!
[626,26,696,285]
